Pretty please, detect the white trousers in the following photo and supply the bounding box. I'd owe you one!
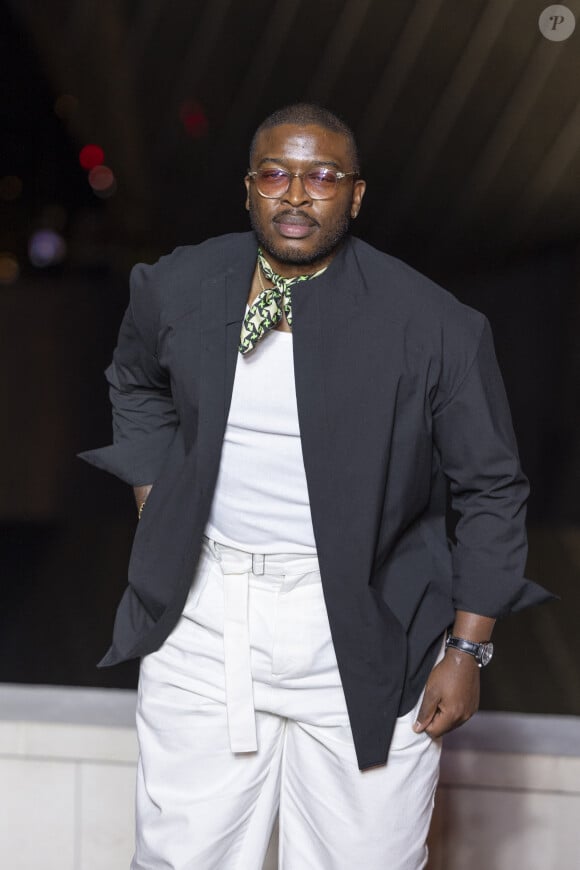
[132,538,442,870]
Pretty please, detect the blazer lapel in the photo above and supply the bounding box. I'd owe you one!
[196,242,255,500]
[291,239,362,557]
[292,236,403,557]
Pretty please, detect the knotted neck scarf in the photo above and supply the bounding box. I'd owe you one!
[238,249,327,355]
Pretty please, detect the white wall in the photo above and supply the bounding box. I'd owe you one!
[428,712,580,869]
[1,685,578,869]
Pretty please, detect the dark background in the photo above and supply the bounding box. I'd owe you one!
[1,0,579,712]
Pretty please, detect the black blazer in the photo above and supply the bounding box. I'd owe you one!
[81,232,552,769]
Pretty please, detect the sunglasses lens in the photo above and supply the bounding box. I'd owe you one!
[304,169,339,198]
[256,169,290,196]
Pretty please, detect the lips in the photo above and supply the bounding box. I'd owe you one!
[273,212,317,239]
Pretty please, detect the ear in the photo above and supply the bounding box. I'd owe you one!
[350,178,366,219]
[244,175,251,211]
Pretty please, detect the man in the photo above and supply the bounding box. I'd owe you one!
[81,103,551,869]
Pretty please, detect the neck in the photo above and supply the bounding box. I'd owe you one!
[260,248,338,279]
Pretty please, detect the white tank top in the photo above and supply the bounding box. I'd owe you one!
[205,328,316,553]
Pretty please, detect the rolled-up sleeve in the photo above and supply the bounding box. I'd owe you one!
[433,316,553,617]
[78,263,179,486]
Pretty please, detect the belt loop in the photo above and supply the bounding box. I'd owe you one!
[205,537,221,561]
[252,553,265,575]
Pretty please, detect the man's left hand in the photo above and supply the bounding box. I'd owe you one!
[412,650,480,738]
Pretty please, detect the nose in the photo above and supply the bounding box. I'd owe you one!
[282,173,311,206]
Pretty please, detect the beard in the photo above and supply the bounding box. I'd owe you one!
[248,199,352,268]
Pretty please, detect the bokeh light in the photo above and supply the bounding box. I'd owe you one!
[0,176,23,201]
[0,253,20,284]
[54,94,79,120]
[88,165,116,198]
[179,100,209,139]
[28,230,67,268]
[79,144,105,170]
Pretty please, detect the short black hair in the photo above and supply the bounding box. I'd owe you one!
[249,103,360,172]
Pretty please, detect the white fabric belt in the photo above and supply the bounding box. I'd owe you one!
[203,537,320,753]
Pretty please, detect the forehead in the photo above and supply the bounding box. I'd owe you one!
[252,124,352,167]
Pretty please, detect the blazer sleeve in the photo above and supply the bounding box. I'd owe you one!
[432,316,553,617]
[78,262,180,486]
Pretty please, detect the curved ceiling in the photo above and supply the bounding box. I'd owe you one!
[7,0,580,270]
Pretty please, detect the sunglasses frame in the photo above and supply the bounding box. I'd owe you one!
[246,167,359,200]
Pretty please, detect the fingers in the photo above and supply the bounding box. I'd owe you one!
[413,690,477,737]
[412,655,481,737]
[413,686,440,733]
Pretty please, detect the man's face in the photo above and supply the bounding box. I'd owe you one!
[245,123,366,275]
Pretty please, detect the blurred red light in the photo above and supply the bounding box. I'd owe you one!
[88,165,116,197]
[88,165,114,190]
[179,101,209,139]
[79,144,105,170]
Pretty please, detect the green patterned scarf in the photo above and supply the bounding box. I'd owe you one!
[238,249,327,355]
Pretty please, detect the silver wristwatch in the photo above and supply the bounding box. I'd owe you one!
[445,634,494,668]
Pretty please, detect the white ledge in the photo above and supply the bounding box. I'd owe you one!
[442,710,580,757]
[1,684,579,776]
[0,684,138,764]
[0,684,136,727]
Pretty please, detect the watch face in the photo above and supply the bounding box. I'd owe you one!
[479,642,494,667]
